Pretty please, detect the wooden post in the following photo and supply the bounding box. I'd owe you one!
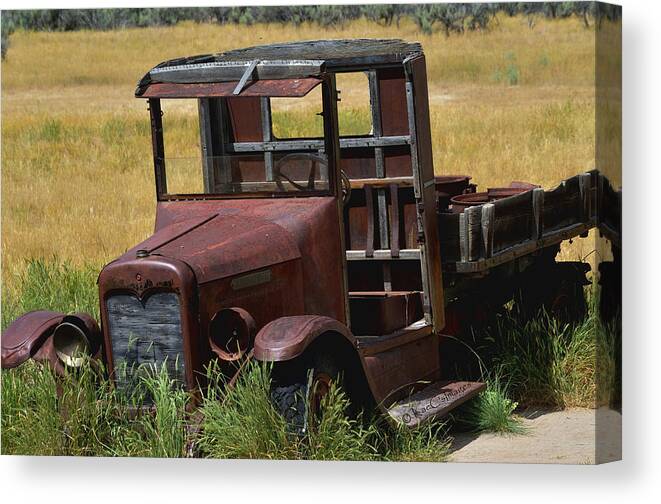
[148,98,167,198]
[578,172,592,222]
[532,188,545,239]
[389,183,402,258]
[261,97,274,181]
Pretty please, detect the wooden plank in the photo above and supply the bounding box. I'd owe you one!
[346,249,422,260]
[491,190,533,253]
[232,59,260,95]
[228,135,410,153]
[107,292,186,391]
[466,205,482,261]
[542,174,581,232]
[148,59,325,85]
[387,380,486,427]
[322,74,351,327]
[405,55,445,330]
[481,203,495,258]
[349,176,414,189]
[438,212,461,263]
[452,221,594,273]
[377,190,390,249]
[356,319,430,356]
[459,212,468,263]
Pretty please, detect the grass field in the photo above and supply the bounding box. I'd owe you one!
[1,15,620,458]
[2,15,612,271]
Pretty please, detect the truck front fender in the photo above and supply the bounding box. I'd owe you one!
[2,311,65,369]
[254,315,355,362]
[1,311,100,370]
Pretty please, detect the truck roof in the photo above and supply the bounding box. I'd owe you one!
[136,39,422,97]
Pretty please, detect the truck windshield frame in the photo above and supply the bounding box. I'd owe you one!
[146,77,340,202]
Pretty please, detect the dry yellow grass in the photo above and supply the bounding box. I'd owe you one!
[2,15,614,273]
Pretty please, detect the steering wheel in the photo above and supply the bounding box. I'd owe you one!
[274,153,328,191]
[273,153,351,205]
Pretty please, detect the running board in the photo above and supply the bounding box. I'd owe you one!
[387,381,486,427]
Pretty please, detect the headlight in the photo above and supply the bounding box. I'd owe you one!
[209,308,255,361]
[52,321,92,367]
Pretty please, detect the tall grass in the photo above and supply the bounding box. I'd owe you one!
[474,292,619,409]
[1,359,190,457]
[1,354,451,461]
[1,361,64,455]
[197,361,399,462]
[1,258,100,330]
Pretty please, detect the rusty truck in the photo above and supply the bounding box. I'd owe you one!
[1,39,621,430]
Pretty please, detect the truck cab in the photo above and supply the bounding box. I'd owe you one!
[97,38,481,425]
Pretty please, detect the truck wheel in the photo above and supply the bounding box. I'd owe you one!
[270,354,341,435]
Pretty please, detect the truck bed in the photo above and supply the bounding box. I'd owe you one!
[438,170,617,274]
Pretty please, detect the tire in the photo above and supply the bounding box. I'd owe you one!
[270,353,341,435]
[270,382,308,434]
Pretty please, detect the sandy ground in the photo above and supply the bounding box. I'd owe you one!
[449,407,622,465]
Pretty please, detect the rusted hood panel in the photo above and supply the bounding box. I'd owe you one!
[156,214,301,283]
[113,204,309,285]
[153,196,345,320]
[1,311,65,368]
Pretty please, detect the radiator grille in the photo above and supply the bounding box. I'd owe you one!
[107,292,186,394]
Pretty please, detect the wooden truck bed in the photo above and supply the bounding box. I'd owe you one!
[438,170,617,274]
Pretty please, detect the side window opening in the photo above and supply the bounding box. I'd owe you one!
[160,99,203,195]
[336,72,372,137]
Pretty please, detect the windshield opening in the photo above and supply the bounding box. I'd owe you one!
[152,81,335,200]
[165,154,330,196]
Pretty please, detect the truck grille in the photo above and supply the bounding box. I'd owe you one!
[106,292,186,394]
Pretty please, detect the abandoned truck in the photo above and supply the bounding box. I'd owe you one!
[1,39,621,429]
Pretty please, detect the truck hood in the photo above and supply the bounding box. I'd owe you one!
[114,211,301,285]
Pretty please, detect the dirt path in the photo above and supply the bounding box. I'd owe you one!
[449,407,622,464]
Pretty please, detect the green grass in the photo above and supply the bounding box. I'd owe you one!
[1,359,190,457]
[454,373,526,435]
[1,258,100,330]
[478,294,619,409]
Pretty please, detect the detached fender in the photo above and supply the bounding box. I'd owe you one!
[1,311,101,370]
[2,311,65,369]
[254,315,355,362]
